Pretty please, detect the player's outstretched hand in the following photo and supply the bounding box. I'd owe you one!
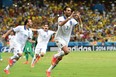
[2,34,6,39]
[68,11,75,19]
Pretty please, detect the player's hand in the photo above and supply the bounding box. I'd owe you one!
[73,11,81,20]
[68,11,75,19]
[76,11,80,17]
[33,41,36,43]
[75,11,80,18]
[2,34,6,39]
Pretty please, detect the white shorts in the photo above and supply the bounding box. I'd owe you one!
[55,38,68,49]
[35,46,47,55]
[9,41,14,49]
[12,41,24,55]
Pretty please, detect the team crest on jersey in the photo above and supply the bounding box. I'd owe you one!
[43,35,46,38]
[24,34,27,38]
[65,26,70,30]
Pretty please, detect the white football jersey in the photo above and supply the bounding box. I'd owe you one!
[13,26,33,46]
[36,29,54,47]
[8,35,15,42]
[8,35,15,45]
[55,16,78,44]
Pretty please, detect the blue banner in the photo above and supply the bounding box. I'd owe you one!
[2,0,13,7]
[47,42,116,51]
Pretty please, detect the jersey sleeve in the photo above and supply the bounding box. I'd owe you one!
[37,29,42,34]
[8,35,11,40]
[29,30,33,39]
[50,30,55,35]
[12,26,21,32]
[58,16,65,23]
[72,19,78,26]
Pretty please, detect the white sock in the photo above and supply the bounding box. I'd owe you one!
[47,65,56,72]
[13,59,17,64]
[31,55,36,65]
[47,51,64,72]
[5,65,10,70]
[11,54,19,59]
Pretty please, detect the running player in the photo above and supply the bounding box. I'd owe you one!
[46,6,81,77]
[8,31,15,53]
[2,19,33,74]
[31,23,55,67]
[23,39,35,64]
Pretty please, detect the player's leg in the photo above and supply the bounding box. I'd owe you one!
[4,45,23,74]
[34,48,46,65]
[23,43,29,64]
[4,52,22,74]
[46,50,65,72]
[31,48,46,67]
[39,47,46,57]
[46,40,69,77]
[46,56,63,77]
[0,52,3,61]
[30,51,34,58]
[24,46,33,64]
[35,48,46,63]
[29,45,34,59]
[24,52,29,64]
[46,47,69,77]
[31,47,41,67]
[51,40,69,66]
[52,46,70,66]
[46,50,64,77]
[31,54,40,67]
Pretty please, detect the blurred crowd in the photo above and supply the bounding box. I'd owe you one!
[0,0,116,42]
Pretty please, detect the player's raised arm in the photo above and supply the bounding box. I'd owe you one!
[74,11,83,27]
[2,29,13,39]
[30,28,38,32]
[28,38,35,43]
[58,6,75,26]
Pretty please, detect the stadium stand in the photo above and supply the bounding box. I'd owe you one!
[0,0,116,50]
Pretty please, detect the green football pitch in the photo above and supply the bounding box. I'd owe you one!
[0,51,116,77]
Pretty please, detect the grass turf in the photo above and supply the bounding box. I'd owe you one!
[0,51,116,77]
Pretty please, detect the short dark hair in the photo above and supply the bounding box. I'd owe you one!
[42,22,49,26]
[24,19,28,25]
[63,6,70,11]
[63,6,74,12]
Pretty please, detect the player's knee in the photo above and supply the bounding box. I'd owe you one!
[58,57,62,61]
[25,52,28,54]
[15,53,22,60]
[40,52,45,57]
[62,46,70,55]
[41,54,44,57]
[64,51,70,55]
[36,54,39,57]
[17,53,22,57]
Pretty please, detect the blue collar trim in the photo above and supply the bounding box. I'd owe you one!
[24,26,29,30]
[63,16,66,19]
[24,26,26,30]
[63,16,72,25]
